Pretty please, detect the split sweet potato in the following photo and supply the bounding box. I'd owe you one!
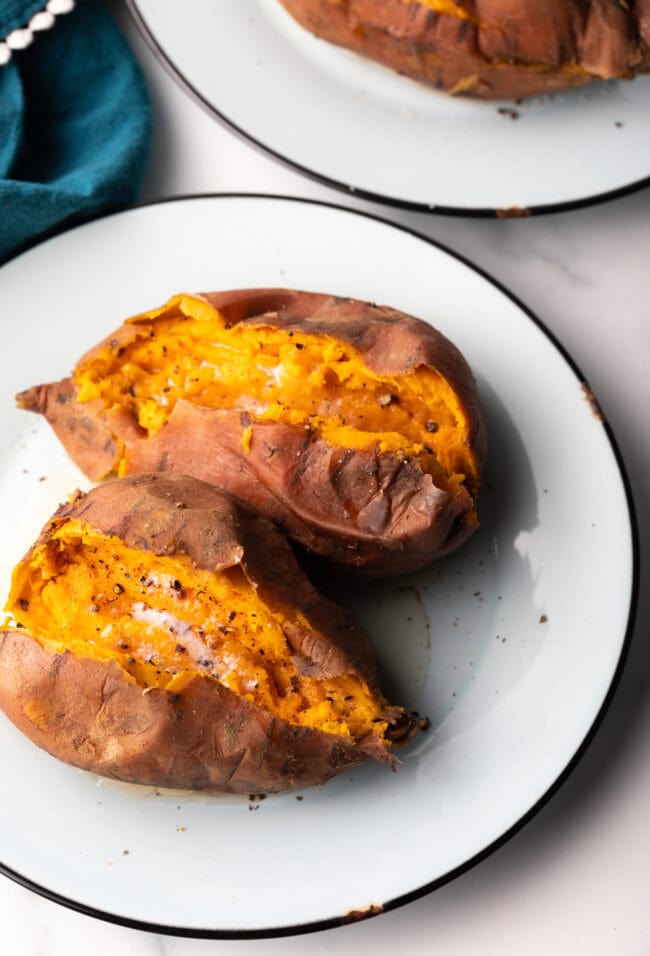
[17,289,486,577]
[0,474,414,793]
[277,0,650,99]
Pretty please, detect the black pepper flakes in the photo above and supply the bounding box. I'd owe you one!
[113,583,125,595]
[425,420,439,433]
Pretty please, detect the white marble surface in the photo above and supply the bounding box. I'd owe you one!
[2,3,650,952]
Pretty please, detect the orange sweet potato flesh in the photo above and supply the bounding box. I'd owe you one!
[277,0,650,99]
[0,474,413,793]
[17,289,486,578]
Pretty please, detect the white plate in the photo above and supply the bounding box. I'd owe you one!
[127,0,650,214]
[0,196,636,937]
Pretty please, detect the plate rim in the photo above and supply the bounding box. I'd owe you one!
[0,193,640,939]
[125,0,650,218]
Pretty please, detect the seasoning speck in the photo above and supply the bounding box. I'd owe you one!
[539,614,548,623]
[496,205,531,219]
[342,903,384,924]
[376,392,397,407]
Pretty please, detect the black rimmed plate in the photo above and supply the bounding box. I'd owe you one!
[126,0,650,215]
[0,195,637,937]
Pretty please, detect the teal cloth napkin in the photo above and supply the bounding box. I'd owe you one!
[0,1,151,262]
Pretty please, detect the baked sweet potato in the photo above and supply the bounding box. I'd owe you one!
[277,0,650,99]
[0,473,414,793]
[17,289,486,577]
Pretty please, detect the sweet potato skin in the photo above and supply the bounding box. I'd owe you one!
[17,289,487,578]
[0,631,377,793]
[0,474,405,793]
[277,0,650,99]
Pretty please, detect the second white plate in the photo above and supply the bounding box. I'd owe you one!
[128,0,650,213]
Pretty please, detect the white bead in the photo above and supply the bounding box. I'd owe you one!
[0,42,11,65]
[6,28,33,50]
[46,0,76,13]
[29,11,56,31]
